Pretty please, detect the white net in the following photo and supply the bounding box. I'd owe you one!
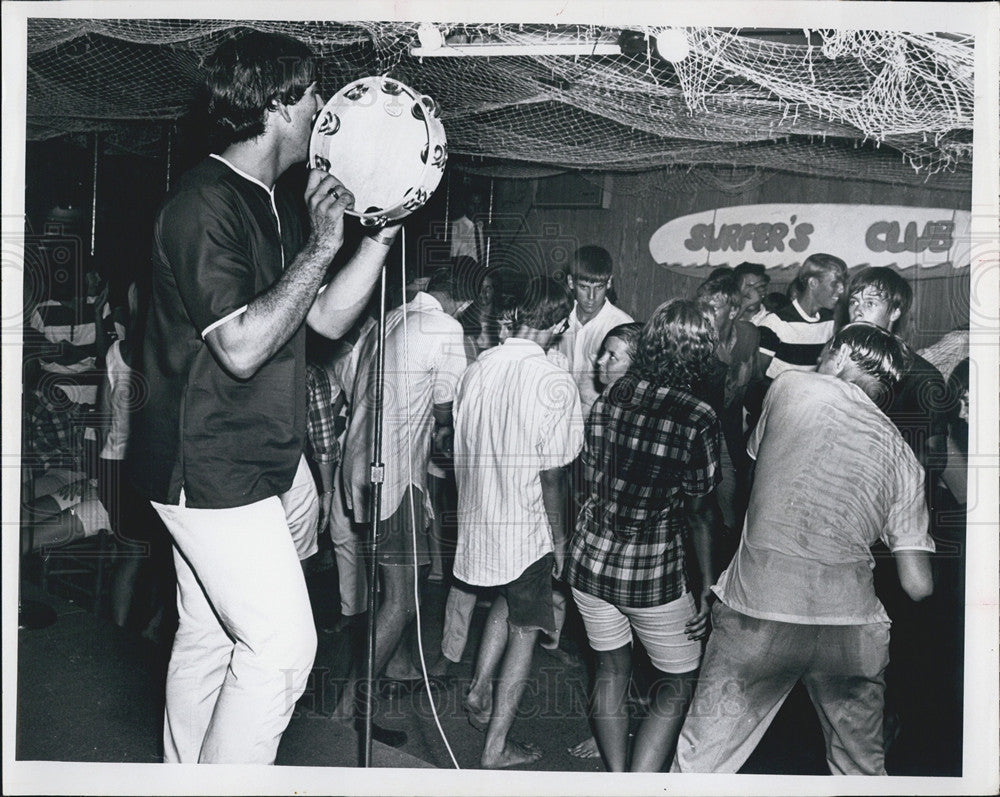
[25,20,974,189]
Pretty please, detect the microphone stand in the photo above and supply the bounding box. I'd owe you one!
[362,263,388,767]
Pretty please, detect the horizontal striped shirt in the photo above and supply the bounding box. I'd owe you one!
[757,299,835,379]
[453,338,584,586]
[566,375,721,608]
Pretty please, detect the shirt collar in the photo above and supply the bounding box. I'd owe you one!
[792,297,819,322]
[499,337,545,357]
[571,299,612,328]
[409,291,443,313]
[210,153,275,194]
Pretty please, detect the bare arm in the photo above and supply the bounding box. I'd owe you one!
[306,225,401,339]
[204,170,354,379]
[684,491,716,640]
[540,465,569,578]
[893,549,933,602]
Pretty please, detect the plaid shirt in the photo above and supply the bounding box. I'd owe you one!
[305,363,340,466]
[566,374,721,608]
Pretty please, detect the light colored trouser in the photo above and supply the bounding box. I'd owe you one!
[281,455,320,561]
[327,460,367,616]
[152,487,318,764]
[441,581,567,663]
[671,601,889,775]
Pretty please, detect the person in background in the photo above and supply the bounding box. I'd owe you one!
[323,318,375,633]
[567,320,643,763]
[128,32,399,764]
[918,327,969,384]
[304,358,344,564]
[845,266,955,759]
[454,277,583,768]
[335,268,468,735]
[566,300,718,772]
[694,273,762,564]
[555,245,634,419]
[846,267,949,497]
[594,322,643,390]
[940,357,969,508]
[733,261,770,326]
[756,253,846,381]
[673,323,934,776]
[100,282,175,640]
[454,255,502,357]
[449,187,489,264]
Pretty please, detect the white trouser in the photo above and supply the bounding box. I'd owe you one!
[328,461,367,616]
[152,488,317,764]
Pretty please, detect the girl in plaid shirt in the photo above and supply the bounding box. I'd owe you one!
[566,299,721,772]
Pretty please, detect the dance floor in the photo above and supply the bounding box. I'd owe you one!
[15,553,960,776]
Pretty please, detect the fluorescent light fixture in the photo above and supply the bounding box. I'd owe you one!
[411,41,622,57]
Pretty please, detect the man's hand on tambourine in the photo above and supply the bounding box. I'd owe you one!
[305,169,354,257]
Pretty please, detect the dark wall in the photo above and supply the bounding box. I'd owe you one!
[487,167,970,350]
[25,136,970,350]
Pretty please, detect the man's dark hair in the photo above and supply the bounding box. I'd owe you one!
[452,256,490,304]
[571,245,613,281]
[733,261,769,292]
[425,267,457,296]
[847,266,913,332]
[696,273,741,310]
[830,321,909,398]
[947,357,970,455]
[517,276,572,331]
[204,31,316,147]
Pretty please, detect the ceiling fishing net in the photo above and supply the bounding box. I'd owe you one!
[24,20,974,189]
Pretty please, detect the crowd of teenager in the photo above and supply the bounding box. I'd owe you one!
[23,32,969,773]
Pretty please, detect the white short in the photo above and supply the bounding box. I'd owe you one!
[571,588,702,674]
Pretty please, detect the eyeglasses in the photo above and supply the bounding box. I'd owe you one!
[742,280,769,293]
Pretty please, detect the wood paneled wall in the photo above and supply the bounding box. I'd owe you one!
[483,167,970,350]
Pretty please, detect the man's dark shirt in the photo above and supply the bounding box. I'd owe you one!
[129,156,308,509]
[878,351,949,468]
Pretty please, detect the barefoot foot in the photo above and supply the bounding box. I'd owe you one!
[481,737,543,769]
[567,735,601,759]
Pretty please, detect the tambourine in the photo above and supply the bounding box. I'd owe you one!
[309,76,448,227]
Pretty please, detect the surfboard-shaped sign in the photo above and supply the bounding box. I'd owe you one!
[648,204,970,280]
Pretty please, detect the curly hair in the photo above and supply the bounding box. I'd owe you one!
[632,299,717,389]
[204,31,316,147]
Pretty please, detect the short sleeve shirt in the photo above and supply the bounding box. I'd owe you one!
[342,293,468,521]
[129,156,308,508]
[566,374,722,608]
[714,370,934,625]
[555,300,634,418]
[757,299,835,380]
[452,338,584,586]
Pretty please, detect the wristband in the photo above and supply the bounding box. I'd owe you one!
[367,230,397,247]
